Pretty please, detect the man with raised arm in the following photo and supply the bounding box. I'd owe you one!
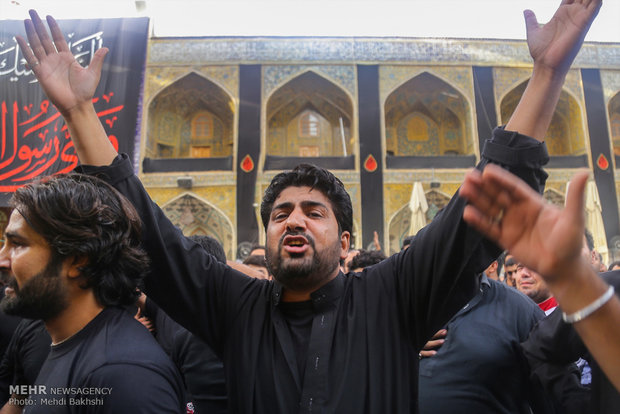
[17,1,601,412]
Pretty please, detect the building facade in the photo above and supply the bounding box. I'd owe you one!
[3,37,618,261]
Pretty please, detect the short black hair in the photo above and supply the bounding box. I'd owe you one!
[584,228,594,252]
[261,164,352,235]
[349,249,386,271]
[401,235,415,250]
[188,235,227,264]
[608,261,620,271]
[243,254,267,268]
[12,173,148,307]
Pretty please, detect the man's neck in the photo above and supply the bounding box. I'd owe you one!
[281,270,340,302]
[45,293,104,345]
[537,296,558,313]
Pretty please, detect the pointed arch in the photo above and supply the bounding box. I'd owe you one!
[387,189,451,255]
[609,91,620,156]
[388,204,413,256]
[161,193,234,259]
[384,72,472,156]
[147,72,235,159]
[501,80,585,156]
[266,71,353,157]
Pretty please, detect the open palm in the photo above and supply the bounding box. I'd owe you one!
[460,165,588,281]
[525,0,601,73]
[16,11,107,116]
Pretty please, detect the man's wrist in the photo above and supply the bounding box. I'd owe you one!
[547,259,608,315]
[60,100,97,122]
[530,63,567,88]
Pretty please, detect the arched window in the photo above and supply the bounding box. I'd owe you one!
[192,113,213,139]
[299,111,320,138]
[190,112,215,157]
[266,71,353,157]
[147,73,234,159]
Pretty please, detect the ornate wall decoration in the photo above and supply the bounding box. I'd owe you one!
[500,81,586,156]
[494,68,583,105]
[161,192,235,258]
[145,66,238,105]
[149,38,619,68]
[264,65,356,99]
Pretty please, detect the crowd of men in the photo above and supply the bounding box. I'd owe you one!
[1,0,620,413]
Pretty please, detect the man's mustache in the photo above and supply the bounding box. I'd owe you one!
[278,231,315,249]
[7,277,18,292]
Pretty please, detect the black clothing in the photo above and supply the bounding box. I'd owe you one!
[24,307,184,413]
[0,289,21,362]
[144,297,227,414]
[0,319,50,405]
[419,276,555,413]
[522,270,620,414]
[81,127,549,413]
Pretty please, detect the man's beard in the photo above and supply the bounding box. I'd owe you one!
[1,257,69,320]
[266,231,341,292]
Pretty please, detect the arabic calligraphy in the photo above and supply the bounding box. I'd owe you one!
[0,31,103,83]
[0,93,122,192]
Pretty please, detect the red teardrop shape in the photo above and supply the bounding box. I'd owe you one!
[241,154,254,172]
[597,154,609,170]
[364,154,377,172]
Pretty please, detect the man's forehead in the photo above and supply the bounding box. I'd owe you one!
[5,210,42,242]
[5,210,27,235]
[273,186,331,207]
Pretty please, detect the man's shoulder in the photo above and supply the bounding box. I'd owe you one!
[68,307,175,374]
[602,270,620,289]
[489,279,541,312]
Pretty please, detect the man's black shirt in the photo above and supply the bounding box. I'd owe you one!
[81,127,549,413]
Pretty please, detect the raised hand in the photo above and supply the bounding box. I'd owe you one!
[16,10,108,117]
[459,164,589,283]
[525,0,601,74]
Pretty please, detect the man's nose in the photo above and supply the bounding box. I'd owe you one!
[285,209,306,232]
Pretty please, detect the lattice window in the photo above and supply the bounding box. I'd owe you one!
[299,111,320,138]
[192,113,213,139]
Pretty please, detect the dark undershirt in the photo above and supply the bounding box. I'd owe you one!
[279,300,314,383]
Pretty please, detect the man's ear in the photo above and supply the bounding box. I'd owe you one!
[66,255,89,279]
[340,231,351,260]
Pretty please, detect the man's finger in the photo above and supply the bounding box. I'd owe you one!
[23,19,46,62]
[15,35,38,70]
[564,171,588,229]
[422,338,445,350]
[29,10,56,55]
[47,15,70,53]
[523,9,539,42]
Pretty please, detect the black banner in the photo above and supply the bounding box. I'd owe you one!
[0,17,148,203]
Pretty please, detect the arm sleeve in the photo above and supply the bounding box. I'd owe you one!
[77,157,261,355]
[384,127,549,348]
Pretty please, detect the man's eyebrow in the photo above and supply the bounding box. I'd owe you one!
[272,201,294,212]
[4,231,24,241]
[300,200,328,210]
[272,200,328,211]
